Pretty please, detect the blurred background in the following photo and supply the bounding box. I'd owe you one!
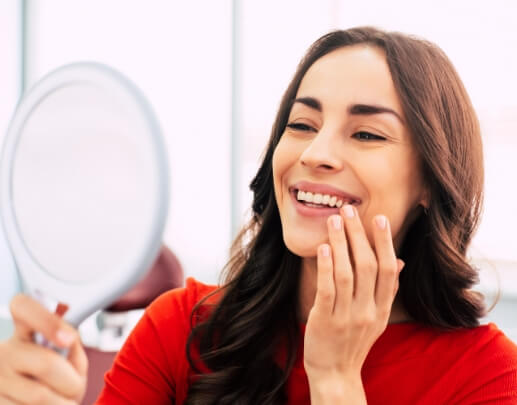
[0,0,516,340]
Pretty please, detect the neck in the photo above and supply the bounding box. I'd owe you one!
[297,257,411,324]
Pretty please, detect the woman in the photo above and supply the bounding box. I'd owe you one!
[1,27,516,404]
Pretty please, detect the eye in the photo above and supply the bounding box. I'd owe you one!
[286,122,316,132]
[353,131,386,141]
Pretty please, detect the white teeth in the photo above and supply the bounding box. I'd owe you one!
[296,189,354,209]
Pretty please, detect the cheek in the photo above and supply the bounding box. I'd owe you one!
[272,136,294,203]
[272,145,283,203]
[360,154,423,242]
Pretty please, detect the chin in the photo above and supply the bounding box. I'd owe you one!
[283,232,324,258]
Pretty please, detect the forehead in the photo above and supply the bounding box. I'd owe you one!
[296,45,403,114]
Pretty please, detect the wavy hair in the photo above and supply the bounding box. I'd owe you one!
[184,26,485,404]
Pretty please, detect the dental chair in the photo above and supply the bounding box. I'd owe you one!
[81,245,184,405]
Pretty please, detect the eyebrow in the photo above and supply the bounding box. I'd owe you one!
[292,97,404,124]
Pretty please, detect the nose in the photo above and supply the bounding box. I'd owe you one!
[299,127,343,172]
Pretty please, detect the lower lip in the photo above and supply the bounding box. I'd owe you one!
[290,191,344,217]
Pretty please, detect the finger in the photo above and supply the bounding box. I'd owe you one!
[341,204,378,304]
[393,279,400,299]
[326,215,353,314]
[313,244,335,314]
[0,375,76,405]
[9,294,76,349]
[392,259,405,298]
[8,339,84,399]
[372,215,399,312]
[67,335,88,379]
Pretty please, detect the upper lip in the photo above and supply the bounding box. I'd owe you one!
[289,181,362,203]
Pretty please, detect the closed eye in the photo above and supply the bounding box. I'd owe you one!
[353,131,386,141]
[286,122,316,132]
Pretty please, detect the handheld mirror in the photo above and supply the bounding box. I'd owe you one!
[0,62,169,331]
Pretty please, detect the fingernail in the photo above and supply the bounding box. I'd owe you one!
[321,244,330,257]
[375,215,386,229]
[55,302,69,317]
[56,330,75,346]
[344,204,354,218]
[332,215,341,229]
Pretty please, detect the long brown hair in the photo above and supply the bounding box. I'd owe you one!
[184,26,485,404]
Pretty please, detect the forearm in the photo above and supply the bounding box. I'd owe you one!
[308,374,367,404]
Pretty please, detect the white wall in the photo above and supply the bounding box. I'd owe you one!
[25,1,233,285]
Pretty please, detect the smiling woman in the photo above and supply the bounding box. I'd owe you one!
[1,26,517,405]
[177,27,516,404]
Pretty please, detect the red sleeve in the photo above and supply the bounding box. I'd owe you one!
[94,278,216,405]
[454,324,517,404]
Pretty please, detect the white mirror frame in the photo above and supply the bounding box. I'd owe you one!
[0,63,169,326]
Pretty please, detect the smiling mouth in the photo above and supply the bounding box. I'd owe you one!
[293,189,361,208]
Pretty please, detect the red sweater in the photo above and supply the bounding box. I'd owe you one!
[96,278,517,404]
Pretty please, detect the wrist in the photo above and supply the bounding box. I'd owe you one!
[308,372,366,404]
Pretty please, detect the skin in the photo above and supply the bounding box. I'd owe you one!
[272,45,428,402]
[0,295,87,404]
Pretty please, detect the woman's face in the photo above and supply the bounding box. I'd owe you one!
[272,45,427,258]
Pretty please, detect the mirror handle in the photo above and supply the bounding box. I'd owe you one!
[32,289,70,357]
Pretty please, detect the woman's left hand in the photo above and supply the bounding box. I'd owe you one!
[303,204,404,402]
